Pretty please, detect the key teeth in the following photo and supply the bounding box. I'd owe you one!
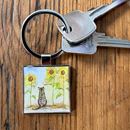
[93,32,106,37]
[94,32,130,48]
[94,32,126,40]
[99,35,129,41]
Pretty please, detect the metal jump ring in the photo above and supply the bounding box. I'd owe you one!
[21,9,70,62]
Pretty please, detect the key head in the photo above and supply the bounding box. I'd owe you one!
[58,10,96,44]
[62,37,97,54]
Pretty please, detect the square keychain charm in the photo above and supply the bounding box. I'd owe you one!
[23,65,71,113]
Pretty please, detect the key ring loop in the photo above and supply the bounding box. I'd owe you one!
[21,9,70,62]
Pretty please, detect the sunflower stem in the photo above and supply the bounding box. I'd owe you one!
[30,83,33,106]
[52,78,55,105]
[63,77,65,106]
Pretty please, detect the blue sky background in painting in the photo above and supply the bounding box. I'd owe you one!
[24,66,46,87]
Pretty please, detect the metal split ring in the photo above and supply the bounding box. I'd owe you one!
[21,9,70,62]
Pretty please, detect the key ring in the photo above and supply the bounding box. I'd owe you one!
[21,9,70,62]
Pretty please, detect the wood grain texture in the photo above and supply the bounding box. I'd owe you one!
[0,0,130,130]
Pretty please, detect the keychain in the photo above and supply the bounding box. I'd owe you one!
[21,1,130,113]
[21,9,71,113]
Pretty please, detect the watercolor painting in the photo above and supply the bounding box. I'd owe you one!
[23,66,71,113]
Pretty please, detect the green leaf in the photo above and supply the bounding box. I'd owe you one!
[32,95,36,99]
[54,82,62,89]
[45,76,54,83]
[25,90,31,94]
[55,93,62,99]
[66,87,69,90]
[57,88,63,90]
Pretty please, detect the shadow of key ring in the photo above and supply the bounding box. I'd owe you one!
[21,9,70,62]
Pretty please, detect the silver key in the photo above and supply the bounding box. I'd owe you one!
[58,0,127,44]
[62,32,130,54]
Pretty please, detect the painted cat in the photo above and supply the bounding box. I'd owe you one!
[38,87,47,107]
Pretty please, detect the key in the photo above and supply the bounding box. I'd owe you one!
[61,32,130,54]
[58,0,128,44]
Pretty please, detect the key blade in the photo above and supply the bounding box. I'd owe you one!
[62,37,97,54]
[94,33,130,48]
[89,0,128,20]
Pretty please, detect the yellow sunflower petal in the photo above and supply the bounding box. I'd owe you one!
[24,73,37,86]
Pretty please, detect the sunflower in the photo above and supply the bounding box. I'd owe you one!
[46,67,56,77]
[59,67,69,79]
[57,67,69,88]
[25,73,37,86]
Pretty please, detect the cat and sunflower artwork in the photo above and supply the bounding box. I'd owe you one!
[23,66,71,113]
